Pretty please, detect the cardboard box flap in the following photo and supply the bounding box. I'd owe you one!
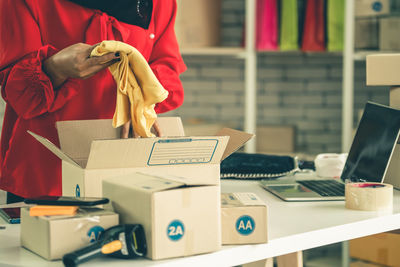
[56,117,185,161]
[156,117,185,136]
[216,128,255,161]
[27,131,80,168]
[104,173,185,193]
[86,136,230,169]
[56,119,120,161]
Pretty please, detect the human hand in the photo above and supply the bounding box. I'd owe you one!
[120,120,162,138]
[43,43,120,88]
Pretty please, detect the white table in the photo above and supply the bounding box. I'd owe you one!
[1,179,400,267]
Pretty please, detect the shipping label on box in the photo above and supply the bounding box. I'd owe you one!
[355,0,390,17]
[103,172,221,260]
[28,118,253,198]
[221,192,268,245]
[21,207,119,260]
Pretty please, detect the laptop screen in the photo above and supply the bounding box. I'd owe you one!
[340,102,400,183]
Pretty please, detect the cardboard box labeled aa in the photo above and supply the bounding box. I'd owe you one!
[103,172,221,260]
[355,0,390,17]
[21,207,118,260]
[28,117,253,198]
[350,230,400,266]
[221,192,268,245]
[366,54,400,85]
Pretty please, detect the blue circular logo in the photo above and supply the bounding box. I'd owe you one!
[75,184,81,197]
[236,215,255,235]
[372,1,383,12]
[167,220,185,241]
[87,226,104,243]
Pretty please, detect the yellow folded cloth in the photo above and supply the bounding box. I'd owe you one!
[91,40,168,137]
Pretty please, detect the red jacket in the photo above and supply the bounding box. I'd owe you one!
[0,0,186,197]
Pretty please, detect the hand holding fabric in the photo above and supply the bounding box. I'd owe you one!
[43,43,120,88]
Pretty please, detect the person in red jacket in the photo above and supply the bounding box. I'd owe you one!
[0,0,186,203]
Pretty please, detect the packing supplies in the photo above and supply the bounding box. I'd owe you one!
[21,207,118,260]
[63,224,147,266]
[345,183,393,211]
[366,54,400,85]
[102,172,221,260]
[221,192,268,245]
[28,117,253,198]
[29,205,78,216]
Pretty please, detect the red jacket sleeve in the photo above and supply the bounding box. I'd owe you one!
[150,0,186,114]
[0,0,78,120]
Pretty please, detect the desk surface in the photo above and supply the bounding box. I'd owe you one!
[1,179,400,267]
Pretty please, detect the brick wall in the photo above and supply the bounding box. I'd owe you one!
[164,0,390,154]
[0,0,394,156]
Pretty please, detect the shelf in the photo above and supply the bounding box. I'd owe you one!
[180,47,246,57]
[181,47,343,57]
[353,50,400,61]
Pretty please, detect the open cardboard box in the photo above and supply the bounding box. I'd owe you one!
[28,117,253,197]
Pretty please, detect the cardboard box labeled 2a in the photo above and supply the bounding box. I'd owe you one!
[221,192,268,245]
[103,172,221,260]
[21,208,118,260]
[28,117,253,198]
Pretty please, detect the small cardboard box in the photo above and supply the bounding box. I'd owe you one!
[366,54,400,85]
[21,207,119,260]
[256,126,295,153]
[355,0,390,17]
[350,230,400,266]
[175,0,221,48]
[379,17,400,51]
[221,192,268,245]
[28,117,253,198]
[103,172,221,260]
[355,18,379,50]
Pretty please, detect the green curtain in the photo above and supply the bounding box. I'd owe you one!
[327,0,345,51]
[280,0,299,51]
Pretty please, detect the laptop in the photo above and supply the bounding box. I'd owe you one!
[259,102,400,201]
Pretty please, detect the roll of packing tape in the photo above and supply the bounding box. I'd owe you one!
[345,183,393,211]
[314,153,347,178]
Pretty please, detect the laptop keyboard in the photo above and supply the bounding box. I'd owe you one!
[297,180,345,197]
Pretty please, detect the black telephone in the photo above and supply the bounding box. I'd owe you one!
[220,152,299,179]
